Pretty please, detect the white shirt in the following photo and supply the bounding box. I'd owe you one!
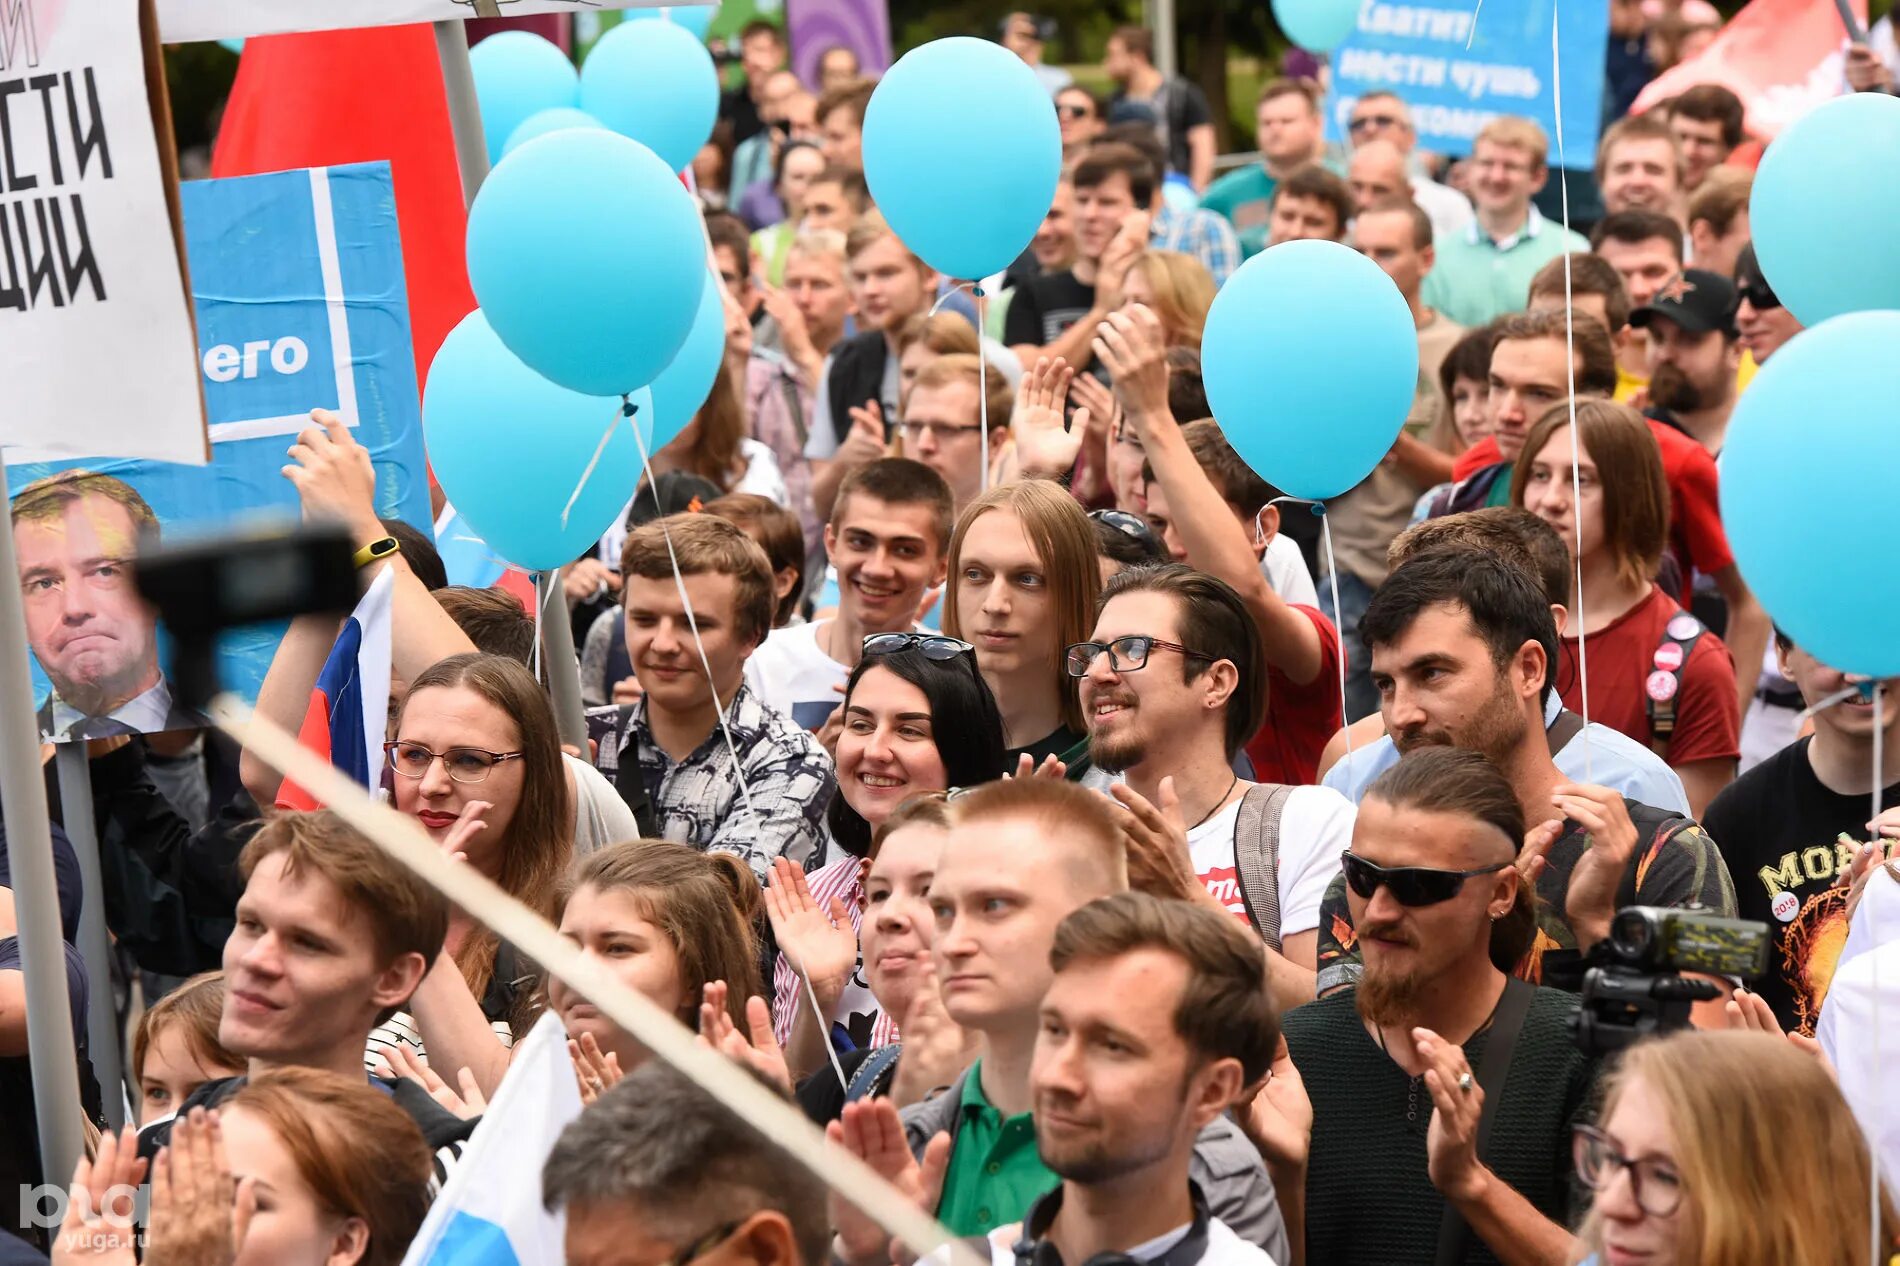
[1261,534,1319,608]
[1817,867,1900,1193]
[1409,175,1475,245]
[958,1214,1278,1266]
[48,676,192,740]
[743,619,848,731]
[565,751,638,854]
[595,439,789,566]
[1187,785,1356,936]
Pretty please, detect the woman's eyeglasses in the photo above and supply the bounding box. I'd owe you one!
[1339,852,1510,907]
[1064,634,1213,678]
[384,742,525,785]
[863,633,975,661]
[1573,1125,1685,1218]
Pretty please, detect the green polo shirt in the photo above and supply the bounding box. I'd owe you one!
[934,1062,1059,1236]
[1421,206,1590,328]
[1199,166,1276,261]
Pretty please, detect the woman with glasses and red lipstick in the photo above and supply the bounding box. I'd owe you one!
[765,637,1004,1084]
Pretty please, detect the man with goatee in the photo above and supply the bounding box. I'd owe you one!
[1282,747,1598,1266]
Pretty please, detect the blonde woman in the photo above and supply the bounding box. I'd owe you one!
[1121,249,1216,350]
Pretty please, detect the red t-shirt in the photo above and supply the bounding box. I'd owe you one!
[1454,423,1735,582]
[1245,604,1344,786]
[1556,586,1740,766]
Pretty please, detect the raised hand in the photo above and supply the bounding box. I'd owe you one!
[700,981,794,1096]
[146,1107,255,1266]
[1237,1035,1312,1173]
[51,1126,144,1266]
[1416,1027,1487,1204]
[570,1031,625,1106]
[379,1044,488,1119]
[1109,778,1203,907]
[1094,305,1171,425]
[1011,356,1086,479]
[828,1100,953,1266]
[838,401,891,467]
[888,958,981,1108]
[1516,818,1563,888]
[766,857,861,991]
[282,409,382,544]
[1549,783,1639,952]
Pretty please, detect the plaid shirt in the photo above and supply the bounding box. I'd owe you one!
[1151,205,1242,287]
[585,683,835,879]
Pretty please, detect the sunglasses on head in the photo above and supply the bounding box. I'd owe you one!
[1340,852,1510,907]
[1088,508,1162,548]
[863,632,974,661]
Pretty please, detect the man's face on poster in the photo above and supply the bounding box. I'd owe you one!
[17,493,160,714]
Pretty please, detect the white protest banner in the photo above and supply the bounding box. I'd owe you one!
[159,0,672,43]
[2,0,207,466]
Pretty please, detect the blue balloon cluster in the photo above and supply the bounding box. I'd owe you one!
[468,32,579,165]
[425,311,652,572]
[622,5,717,40]
[1751,91,1900,327]
[1272,0,1359,53]
[1200,241,1417,502]
[580,18,720,174]
[1719,310,1900,677]
[466,128,706,397]
[862,38,1062,281]
[645,269,729,453]
[502,107,603,157]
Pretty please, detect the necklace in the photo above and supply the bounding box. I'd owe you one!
[1187,772,1241,832]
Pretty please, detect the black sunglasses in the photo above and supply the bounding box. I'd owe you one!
[863,633,974,661]
[1738,282,1781,311]
[1341,852,1510,907]
[1088,508,1162,549]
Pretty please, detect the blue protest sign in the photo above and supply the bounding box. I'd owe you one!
[1323,1,1610,161]
[7,162,430,740]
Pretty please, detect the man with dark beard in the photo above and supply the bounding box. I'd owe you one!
[1074,564,1356,1014]
[1635,268,1742,456]
[1284,747,1598,1266]
[1310,551,1738,1003]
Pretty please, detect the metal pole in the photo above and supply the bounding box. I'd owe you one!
[1150,0,1179,82]
[0,460,86,1191]
[433,19,591,747]
[53,744,126,1133]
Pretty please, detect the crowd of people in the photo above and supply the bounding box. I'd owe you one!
[7,4,1900,1265]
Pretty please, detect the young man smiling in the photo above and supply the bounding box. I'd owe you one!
[587,515,836,877]
[746,458,953,730]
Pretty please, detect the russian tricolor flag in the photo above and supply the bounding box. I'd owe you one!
[278,568,395,811]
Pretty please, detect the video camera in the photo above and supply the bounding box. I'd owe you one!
[132,523,361,708]
[1572,905,1770,1056]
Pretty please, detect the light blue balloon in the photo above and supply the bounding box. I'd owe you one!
[425,311,653,572]
[218,38,244,55]
[862,37,1062,281]
[580,18,719,173]
[1752,92,1900,327]
[1272,0,1359,52]
[467,128,705,397]
[1720,311,1900,676]
[1200,240,1416,502]
[625,5,718,40]
[469,32,579,165]
[502,107,603,157]
[647,269,728,452]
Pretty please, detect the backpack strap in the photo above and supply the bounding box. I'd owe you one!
[844,1043,903,1103]
[1546,707,1587,756]
[1432,976,1537,1266]
[1234,783,1294,952]
[610,705,662,838]
[1644,610,1708,760]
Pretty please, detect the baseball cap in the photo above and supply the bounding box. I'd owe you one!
[1630,268,1738,336]
[1733,243,1782,311]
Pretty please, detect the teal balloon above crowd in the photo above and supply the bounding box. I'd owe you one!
[862,37,1063,282]
[465,127,705,397]
[1720,310,1900,678]
[1751,91,1900,328]
[643,269,729,457]
[502,107,604,157]
[1201,240,1417,503]
[1272,0,1360,53]
[468,31,579,165]
[580,17,721,174]
[425,311,652,573]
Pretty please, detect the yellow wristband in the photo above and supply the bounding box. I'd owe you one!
[352,535,399,569]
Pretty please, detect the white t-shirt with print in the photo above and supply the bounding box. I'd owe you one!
[1187,784,1355,937]
[1261,534,1318,608]
[744,620,848,732]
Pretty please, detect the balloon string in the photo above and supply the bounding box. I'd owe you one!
[1320,508,1353,782]
[1871,678,1886,1266]
[562,400,627,530]
[531,570,545,682]
[977,285,990,494]
[928,279,979,319]
[1551,4,1593,784]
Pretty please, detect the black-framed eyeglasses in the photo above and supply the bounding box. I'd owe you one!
[1573,1125,1685,1218]
[1088,509,1163,552]
[1348,113,1403,133]
[863,633,975,661]
[1064,634,1214,678]
[383,742,526,785]
[1738,282,1782,311]
[1340,852,1510,907]
[655,1220,747,1266]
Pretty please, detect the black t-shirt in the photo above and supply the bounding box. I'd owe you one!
[1109,78,1212,177]
[1316,799,1737,996]
[0,937,88,1249]
[1702,737,1900,1035]
[1006,725,1092,779]
[719,86,765,146]
[1002,270,1096,349]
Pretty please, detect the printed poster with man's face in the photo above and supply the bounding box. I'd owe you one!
[7,162,432,742]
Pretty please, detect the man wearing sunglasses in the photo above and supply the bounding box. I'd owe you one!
[1310,551,1738,1010]
[1732,243,1803,367]
[545,1062,829,1266]
[1343,91,1473,243]
[1072,564,1356,1014]
[1285,747,1598,1266]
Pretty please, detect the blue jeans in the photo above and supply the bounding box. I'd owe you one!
[1320,569,1379,723]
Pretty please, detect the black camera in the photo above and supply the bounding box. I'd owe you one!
[132,523,361,709]
[1572,906,1771,1056]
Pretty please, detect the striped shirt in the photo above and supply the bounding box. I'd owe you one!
[770,856,901,1052]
